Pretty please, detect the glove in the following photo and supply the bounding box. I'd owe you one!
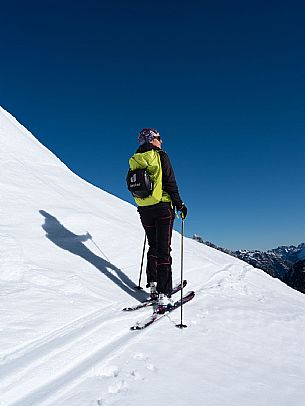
[178,204,188,219]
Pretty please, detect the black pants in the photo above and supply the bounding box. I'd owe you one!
[138,203,175,297]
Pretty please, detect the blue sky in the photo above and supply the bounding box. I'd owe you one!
[1,0,304,250]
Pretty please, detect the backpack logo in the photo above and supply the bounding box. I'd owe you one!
[126,168,153,198]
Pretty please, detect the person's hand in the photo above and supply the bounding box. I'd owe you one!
[178,204,188,219]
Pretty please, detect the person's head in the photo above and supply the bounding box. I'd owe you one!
[138,128,162,148]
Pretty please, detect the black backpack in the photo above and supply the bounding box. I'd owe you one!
[126,168,153,198]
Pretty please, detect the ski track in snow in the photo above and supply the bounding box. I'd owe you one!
[1,243,296,406]
[0,303,137,405]
[39,264,269,406]
[0,263,246,406]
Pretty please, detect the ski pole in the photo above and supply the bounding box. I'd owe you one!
[176,217,187,329]
[136,233,147,290]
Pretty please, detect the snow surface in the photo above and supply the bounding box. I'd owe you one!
[1,106,305,406]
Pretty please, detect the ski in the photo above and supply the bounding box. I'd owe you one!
[130,290,195,330]
[122,280,187,311]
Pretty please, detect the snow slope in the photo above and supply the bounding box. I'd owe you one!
[0,106,305,406]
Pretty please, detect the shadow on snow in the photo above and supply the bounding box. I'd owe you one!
[39,210,147,302]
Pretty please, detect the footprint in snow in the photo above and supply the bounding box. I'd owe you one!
[146,363,158,372]
[130,370,143,380]
[133,352,158,372]
[108,379,128,394]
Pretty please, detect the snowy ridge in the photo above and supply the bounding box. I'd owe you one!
[1,107,305,406]
[0,105,65,170]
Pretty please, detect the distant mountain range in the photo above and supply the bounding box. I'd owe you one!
[193,235,305,293]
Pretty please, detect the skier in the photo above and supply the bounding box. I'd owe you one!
[128,128,187,310]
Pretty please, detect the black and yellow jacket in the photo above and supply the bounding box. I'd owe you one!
[129,143,183,209]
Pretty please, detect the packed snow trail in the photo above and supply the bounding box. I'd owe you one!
[1,312,136,405]
[1,106,305,406]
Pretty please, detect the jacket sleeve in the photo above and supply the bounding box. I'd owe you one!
[159,151,183,209]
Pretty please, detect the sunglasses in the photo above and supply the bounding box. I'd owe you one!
[154,136,161,141]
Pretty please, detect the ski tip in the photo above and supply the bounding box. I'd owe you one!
[188,291,196,300]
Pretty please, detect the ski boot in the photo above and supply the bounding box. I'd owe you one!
[157,293,174,313]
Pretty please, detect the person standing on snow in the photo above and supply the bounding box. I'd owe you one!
[128,128,187,310]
